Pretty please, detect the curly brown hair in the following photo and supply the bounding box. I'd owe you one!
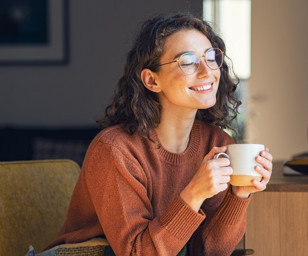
[98,13,241,138]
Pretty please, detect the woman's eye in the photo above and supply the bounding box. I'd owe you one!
[181,54,197,66]
[181,60,195,66]
[207,58,216,63]
[206,51,216,62]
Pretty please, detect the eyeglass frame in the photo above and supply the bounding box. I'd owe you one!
[156,48,224,74]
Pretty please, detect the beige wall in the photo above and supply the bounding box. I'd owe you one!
[247,0,308,160]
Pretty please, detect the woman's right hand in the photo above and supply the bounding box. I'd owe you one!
[180,146,233,212]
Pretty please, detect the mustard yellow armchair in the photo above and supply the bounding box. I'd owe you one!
[0,159,80,256]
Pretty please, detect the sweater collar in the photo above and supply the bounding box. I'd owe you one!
[150,120,201,165]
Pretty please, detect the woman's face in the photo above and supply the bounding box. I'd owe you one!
[155,29,221,114]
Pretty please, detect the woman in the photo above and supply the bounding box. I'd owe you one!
[29,13,273,256]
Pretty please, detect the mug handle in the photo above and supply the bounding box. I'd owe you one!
[214,152,229,159]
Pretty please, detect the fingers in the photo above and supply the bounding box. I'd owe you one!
[218,172,232,184]
[253,147,273,191]
[197,161,232,199]
[261,148,273,162]
[203,146,227,162]
[211,166,233,181]
[252,177,267,191]
[256,165,271,180]
[216,183,229,193]
[256,150,273,172]
[220,166,233,177]
[211,157,231,167]
[209,166,232,189]
[207,175,229,197]
[198,146,234,199]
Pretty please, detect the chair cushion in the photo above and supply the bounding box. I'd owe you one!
[0,159,80,256]
[56,238,110,256]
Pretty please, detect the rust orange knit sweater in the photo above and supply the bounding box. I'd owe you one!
[45,120,250,255]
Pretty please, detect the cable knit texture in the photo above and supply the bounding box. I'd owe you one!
[44,120,250,256]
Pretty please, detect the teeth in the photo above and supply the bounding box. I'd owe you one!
[191,84,212,91]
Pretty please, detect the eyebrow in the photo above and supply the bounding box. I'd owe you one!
[172,51,189,60]
[171,48,212,60]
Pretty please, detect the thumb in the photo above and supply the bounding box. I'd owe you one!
[203,146,227,162]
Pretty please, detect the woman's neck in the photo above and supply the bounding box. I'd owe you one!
[155,109,196,153]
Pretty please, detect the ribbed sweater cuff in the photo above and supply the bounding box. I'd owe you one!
[159,196,205,240]
[217,188,251,225]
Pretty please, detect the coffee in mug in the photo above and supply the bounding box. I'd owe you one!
[215,144,265,186]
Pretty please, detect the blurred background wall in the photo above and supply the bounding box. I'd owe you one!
[0,0,307,161]
[0,0,202,127]
[247,0,308,160]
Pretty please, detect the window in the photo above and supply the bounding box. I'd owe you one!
[203,0,251,141]
[203,0,251,79]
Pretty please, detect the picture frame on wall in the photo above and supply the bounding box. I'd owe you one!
[0,0,68,65]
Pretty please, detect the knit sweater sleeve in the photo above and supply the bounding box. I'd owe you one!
[188,187,250,256]
[85,141,205,256]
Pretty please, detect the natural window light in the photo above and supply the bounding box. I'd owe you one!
[203,0,251,79]
[203,0,251,141]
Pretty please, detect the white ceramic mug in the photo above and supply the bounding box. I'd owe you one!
[215,144,265,186]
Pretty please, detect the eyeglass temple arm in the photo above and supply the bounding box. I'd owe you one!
[158,59,178,66]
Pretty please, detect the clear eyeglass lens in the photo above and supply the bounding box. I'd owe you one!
[205,48,223,69]
[178,52,199,74]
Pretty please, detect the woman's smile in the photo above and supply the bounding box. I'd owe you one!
[188,82,214,93]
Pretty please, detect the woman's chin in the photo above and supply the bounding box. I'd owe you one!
[198,99,217,110]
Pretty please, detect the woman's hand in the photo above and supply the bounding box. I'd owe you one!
[232,147,273,199]
[180,146,233,212]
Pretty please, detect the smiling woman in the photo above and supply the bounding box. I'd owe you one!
[100,16,241,140]
[26,13,273,256]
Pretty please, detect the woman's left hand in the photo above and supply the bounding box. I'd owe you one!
[231,147,273,199]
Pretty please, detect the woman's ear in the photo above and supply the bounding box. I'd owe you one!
[140,69,161,93]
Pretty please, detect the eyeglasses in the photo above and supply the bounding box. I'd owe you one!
[158,48,224,75]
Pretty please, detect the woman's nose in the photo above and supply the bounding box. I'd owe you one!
[197,57,212,77]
